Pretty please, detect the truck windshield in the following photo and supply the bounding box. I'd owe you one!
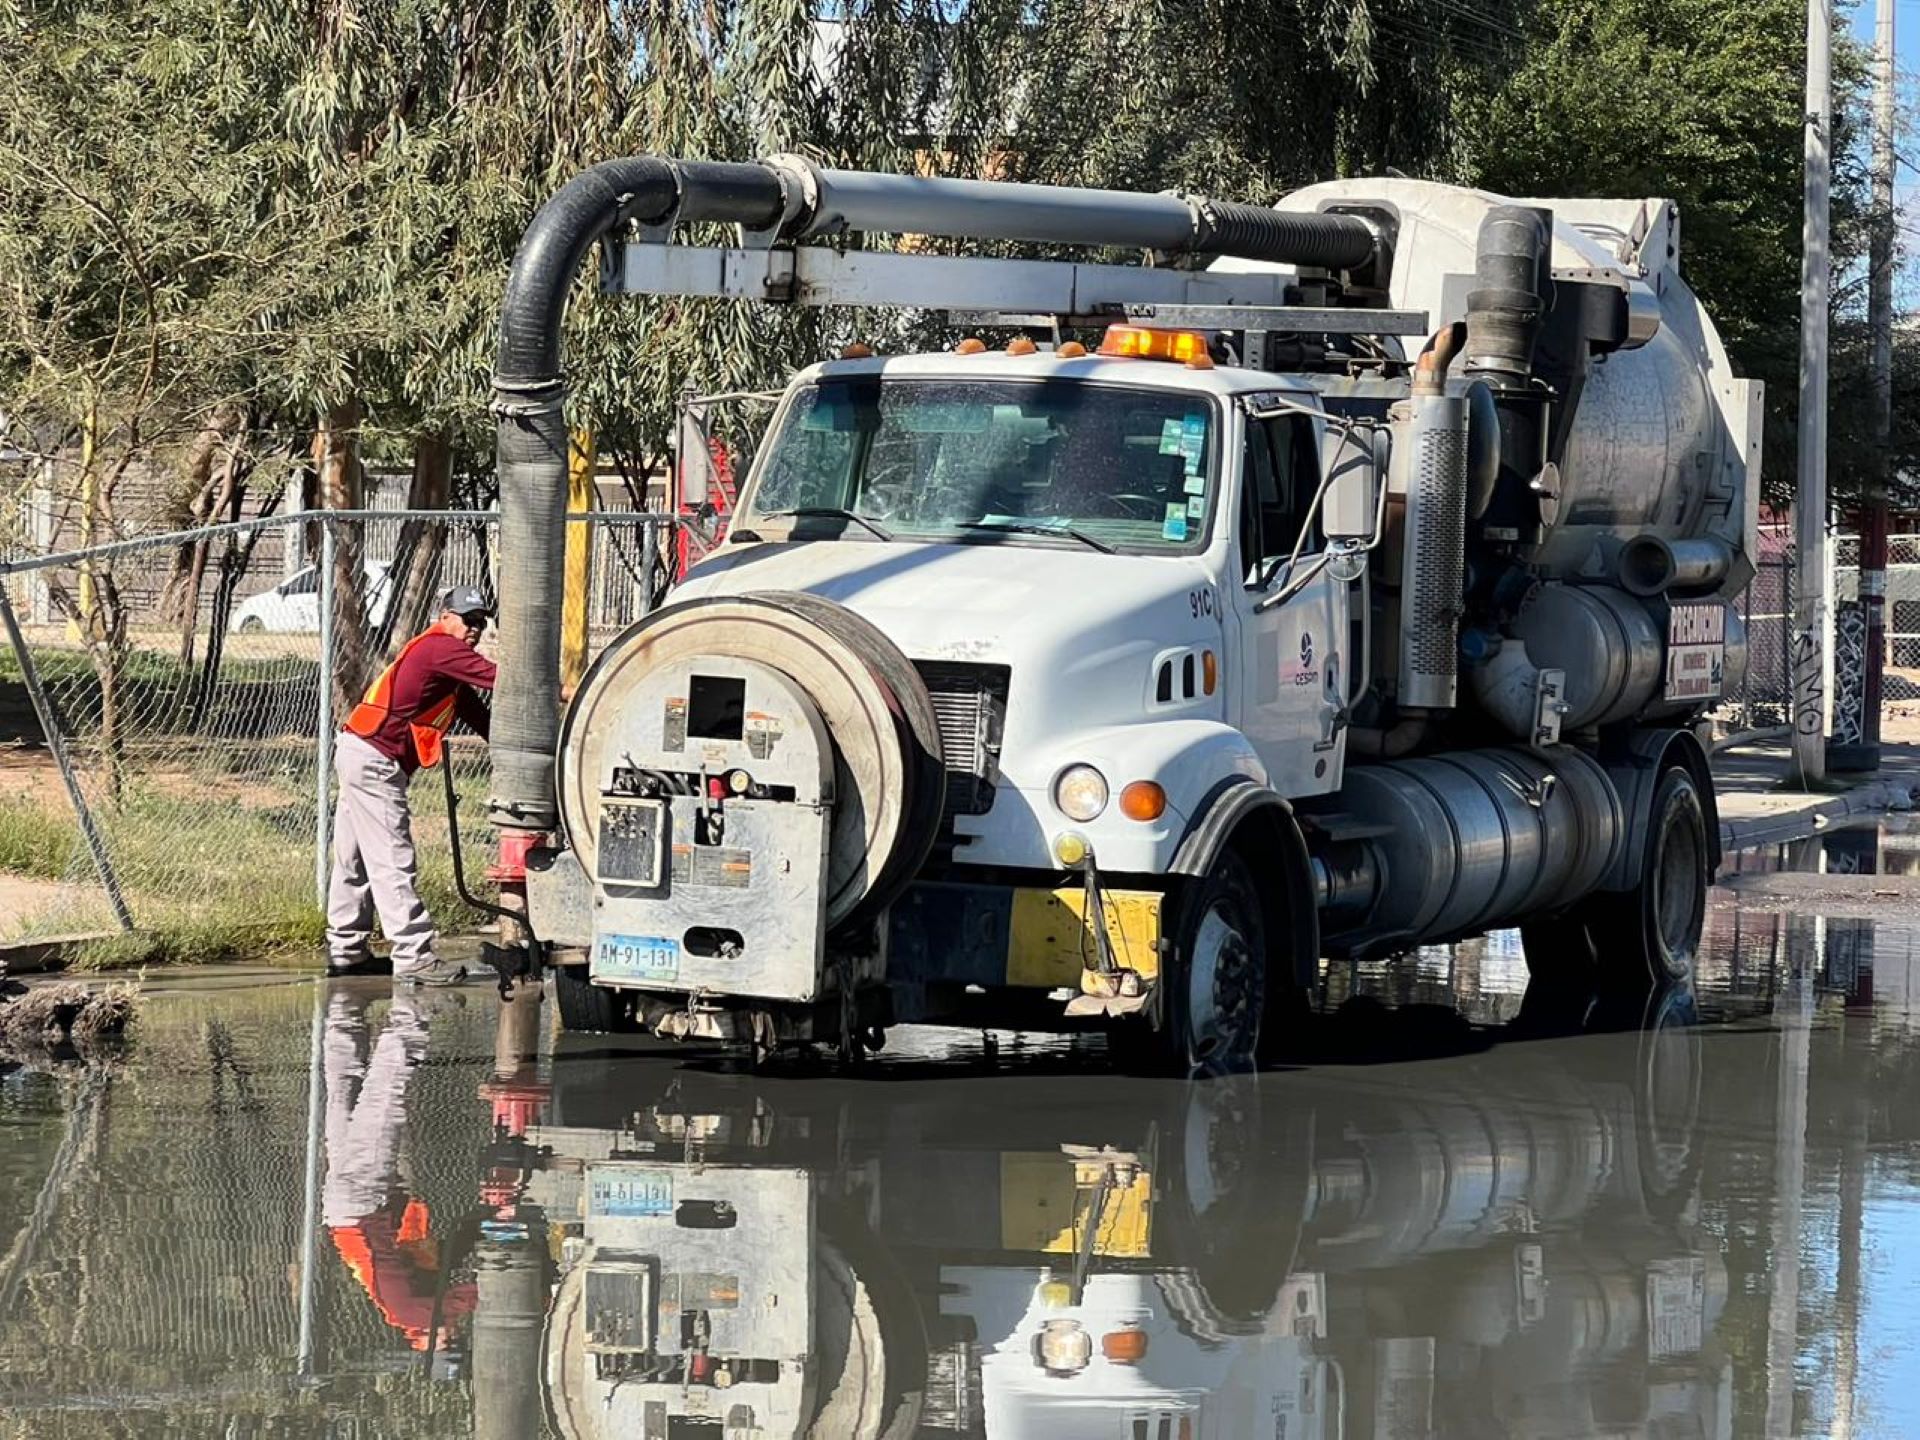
[743,377,1216,551]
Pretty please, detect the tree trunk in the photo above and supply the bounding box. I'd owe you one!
[162,414,227,627]
[175,413,247,675]
[384,429,453,657]
[188,484,276,736]
[314,400,370,724]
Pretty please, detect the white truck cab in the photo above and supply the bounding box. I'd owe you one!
[678,348,1351,874]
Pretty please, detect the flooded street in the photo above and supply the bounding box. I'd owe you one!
[5,826,1920,1437]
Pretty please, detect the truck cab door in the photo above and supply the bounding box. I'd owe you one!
[1229,407,1346,797]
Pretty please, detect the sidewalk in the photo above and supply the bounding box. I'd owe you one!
[1713,739,1920,851]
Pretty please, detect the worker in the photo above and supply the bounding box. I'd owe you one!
[323,986,477,1367]
[327,585,496,984]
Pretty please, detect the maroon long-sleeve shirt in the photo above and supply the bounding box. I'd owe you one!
[352,632,497,772]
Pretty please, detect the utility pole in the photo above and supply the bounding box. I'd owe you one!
[1793,0,1833,783]
[1835,0,1896,771]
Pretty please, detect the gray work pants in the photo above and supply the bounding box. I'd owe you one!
[326,730,437,970]
[322,988,426,1226]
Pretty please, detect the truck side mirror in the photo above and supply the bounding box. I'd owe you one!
[675,398,712,511]
[1321,424,1386,545]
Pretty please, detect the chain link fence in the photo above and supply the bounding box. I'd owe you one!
[1834,530,1920,729]
[0,984,507,1434]
[0,509,678,945]
[1708,520,1796,740]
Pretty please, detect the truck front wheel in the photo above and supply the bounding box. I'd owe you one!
[1158,848,1268,1077]
[1521,763,1708,994]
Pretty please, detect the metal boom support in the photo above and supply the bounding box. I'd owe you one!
[615,243,1428,334]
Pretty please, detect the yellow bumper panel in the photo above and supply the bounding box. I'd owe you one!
[1006,885,1162,988]
[999,1152,1154,1258]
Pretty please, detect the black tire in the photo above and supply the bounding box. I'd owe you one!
[551,965,632,1033]
[1153,849,1270,1078]
[1521,763,1708,996]
[1157,1077,1306,1328]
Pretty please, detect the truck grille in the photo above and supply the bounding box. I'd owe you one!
[915,661,1010,818]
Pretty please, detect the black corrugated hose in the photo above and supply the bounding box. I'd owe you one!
[488,158,786,832]
[1191,198,1377,271]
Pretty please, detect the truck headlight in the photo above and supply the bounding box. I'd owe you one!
[1053,765,1109,821]
[1033,1318,1092,1375]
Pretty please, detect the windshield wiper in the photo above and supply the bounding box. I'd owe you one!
[759,507,895,541]
[956,519,1116,554]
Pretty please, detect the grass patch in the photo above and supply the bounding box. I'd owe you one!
[0,643,301,689]
[0,798,77,879]
[0,768,498,968]
[70,907,325,970]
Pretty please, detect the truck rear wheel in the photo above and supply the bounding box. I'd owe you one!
[1520,763,1707,995]
[551,965,635,1033]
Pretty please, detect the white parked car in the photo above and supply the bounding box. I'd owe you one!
[229,560,393,634]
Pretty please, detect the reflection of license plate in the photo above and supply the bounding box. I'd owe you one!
[589,1169,674,1218]
[595,932,679,982]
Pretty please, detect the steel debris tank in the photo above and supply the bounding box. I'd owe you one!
[1215,177,1762,599]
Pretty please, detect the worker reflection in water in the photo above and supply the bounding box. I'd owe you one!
[327,585,496,984]
[323,988,477,1362]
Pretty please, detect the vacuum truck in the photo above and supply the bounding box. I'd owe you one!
[483,158,1757,1072]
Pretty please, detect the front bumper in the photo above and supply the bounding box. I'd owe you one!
[886,878,1164,992]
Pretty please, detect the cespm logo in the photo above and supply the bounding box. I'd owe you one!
[1282,629,1320,688]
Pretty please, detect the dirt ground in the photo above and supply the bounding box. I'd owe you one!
[0,872,96,940]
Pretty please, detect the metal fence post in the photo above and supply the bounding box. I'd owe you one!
[0,578,134,930]
[641,517,660,614]
[295,979,327,1378]
[315,518,336,908]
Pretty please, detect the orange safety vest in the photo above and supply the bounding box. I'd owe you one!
[345,630,460,769]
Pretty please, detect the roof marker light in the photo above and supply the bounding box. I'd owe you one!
[1097,324,1213,365]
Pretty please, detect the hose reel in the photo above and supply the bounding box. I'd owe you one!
[558,593,945,970]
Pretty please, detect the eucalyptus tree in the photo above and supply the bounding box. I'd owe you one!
[1458,0,1872,505]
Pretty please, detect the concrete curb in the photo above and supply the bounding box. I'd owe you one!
[0,931,108,974]
[1719,776,1920,852]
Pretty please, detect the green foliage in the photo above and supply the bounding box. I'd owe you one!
[995,0,1513,196]
[1457,0,1874,505]
[0,0,1884,511]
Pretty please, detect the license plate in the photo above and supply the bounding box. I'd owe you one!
[589,1169,674,1218]
[595,932,680,982]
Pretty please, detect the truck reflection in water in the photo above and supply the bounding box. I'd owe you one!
[509,989,1725,1440]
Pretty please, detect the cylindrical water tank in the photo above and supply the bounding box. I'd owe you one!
[1214,179,1752,588]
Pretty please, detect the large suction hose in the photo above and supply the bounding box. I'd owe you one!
[490,159,787,830]
[489,157,1382,833]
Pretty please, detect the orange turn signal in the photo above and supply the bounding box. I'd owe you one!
[1101,1327,1150,1363]
[955,336,988,355]
[1202,650,1217,695]
[1119,781,1167,822]
[1097,324,1212,365]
